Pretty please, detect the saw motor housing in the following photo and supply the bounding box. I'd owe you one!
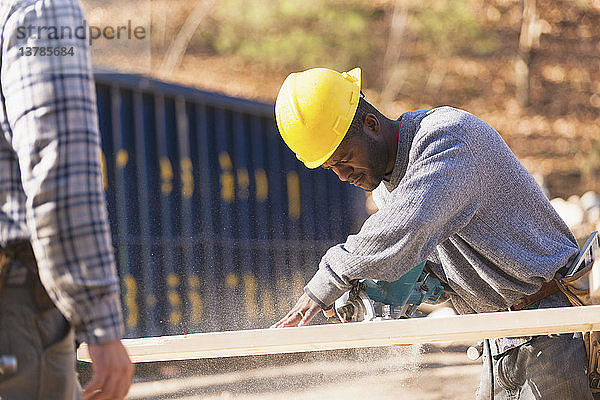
[332,261,444,323]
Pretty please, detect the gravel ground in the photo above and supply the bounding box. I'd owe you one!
[78,342,482,400]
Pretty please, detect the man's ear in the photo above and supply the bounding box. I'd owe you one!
[363,113,380,135]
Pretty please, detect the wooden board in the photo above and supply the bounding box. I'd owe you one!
[77,305,600,363]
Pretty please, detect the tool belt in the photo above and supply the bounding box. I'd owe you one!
[507,261,600,392]
[0,240,55,311]
[554,262,600,393]
[509,279,561,311]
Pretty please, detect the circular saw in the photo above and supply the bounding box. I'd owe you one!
[328,261,444,323]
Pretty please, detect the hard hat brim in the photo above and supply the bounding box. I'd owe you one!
[302,145,340,169]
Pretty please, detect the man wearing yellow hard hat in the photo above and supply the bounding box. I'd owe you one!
[272,67,594,399]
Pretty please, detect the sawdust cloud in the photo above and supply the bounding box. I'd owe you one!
[129,345,425,399]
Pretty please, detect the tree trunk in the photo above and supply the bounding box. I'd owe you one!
[516,0,540,107]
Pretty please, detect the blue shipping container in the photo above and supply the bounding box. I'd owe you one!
[94,71,366,338]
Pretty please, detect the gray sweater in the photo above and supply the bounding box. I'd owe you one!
[305,107,579,316]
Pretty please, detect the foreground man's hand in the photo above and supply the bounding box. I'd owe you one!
[83,339,134,400]
[271,293,323,328]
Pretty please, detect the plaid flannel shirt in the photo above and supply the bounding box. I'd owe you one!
[0,0,124,344]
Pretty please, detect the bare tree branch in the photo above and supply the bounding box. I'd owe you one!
[380,0,409,106]
[158,0,218,78]
[516,0,546,107]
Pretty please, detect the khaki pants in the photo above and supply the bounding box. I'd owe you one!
[0,285,81,400]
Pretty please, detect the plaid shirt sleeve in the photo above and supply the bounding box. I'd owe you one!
[1,0,124,344]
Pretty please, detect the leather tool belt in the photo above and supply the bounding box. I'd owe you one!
[509,279,561,311]
[508,231,600,393]
[554,262,600,393]
[0,240,55,310]
[500,273,600,392]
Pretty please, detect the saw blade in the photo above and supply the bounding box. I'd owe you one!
[334,289,375,322]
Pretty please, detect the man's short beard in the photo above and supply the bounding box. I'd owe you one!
[365,135,388,187]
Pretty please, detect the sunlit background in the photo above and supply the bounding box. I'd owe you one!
[81,0,600,237]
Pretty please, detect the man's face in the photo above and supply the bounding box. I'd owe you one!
[321,116,388,191]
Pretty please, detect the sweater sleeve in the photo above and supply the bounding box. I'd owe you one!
[304,130,481,309]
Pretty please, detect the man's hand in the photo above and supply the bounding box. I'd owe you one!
[83,339,134,400]
[271,293,323,328]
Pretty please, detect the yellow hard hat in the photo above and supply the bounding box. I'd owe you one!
[275,67,361,168]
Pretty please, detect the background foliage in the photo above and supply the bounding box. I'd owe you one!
[85,0,600,199]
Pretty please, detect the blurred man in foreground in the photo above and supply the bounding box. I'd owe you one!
[0,0,133,398]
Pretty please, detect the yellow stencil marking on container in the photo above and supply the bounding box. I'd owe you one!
[287,171,301,220]
[219,152,233,169]
[166,273,182,326]
[225,272,239,288]
[219,152,234,203]
[160,157,173,194]
[123,275,138,329]
[261,291,275,319]
[100,151,108,190]
[188,275,203,323]
[169,310,182,325]
[189,291,203,323]
[243,274,258,322]
[180,157,194,199]
[168,290,181,307]
[237,168,250,200]
[254,169,268,202]
[167,273,180,287]
[116,149,129,168]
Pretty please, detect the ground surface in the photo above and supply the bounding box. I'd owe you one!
[79,342,481,400]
